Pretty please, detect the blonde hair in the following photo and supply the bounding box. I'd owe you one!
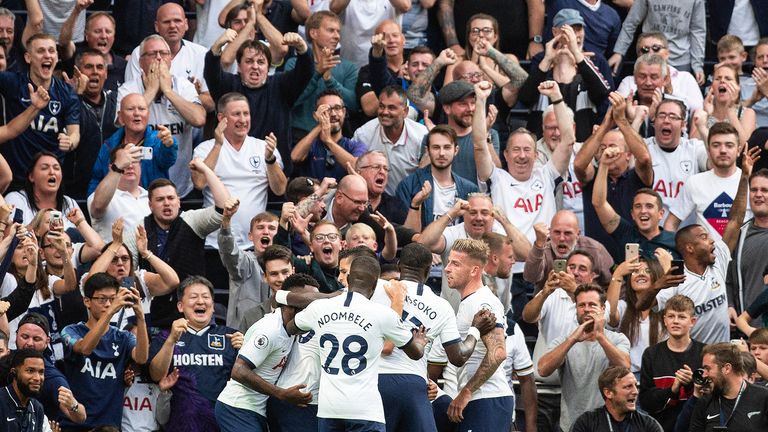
[451,238,490,266]
[345,223,376,242]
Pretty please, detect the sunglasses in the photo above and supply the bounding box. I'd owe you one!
[640,44,665,54]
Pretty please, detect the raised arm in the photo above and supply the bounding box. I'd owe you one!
[89,145,142,218]
[58,0,91,60]
[0,85,50,144]
[193,120,226,190]
[472,81,495,182]
[723,145,759,252]
[522,272,557,323]
[592,148,622,234]
[417,199,467,254]
[574,106,613,183]
[611,93,653,186]
[264,133,288,196]
[149,318,188,381]
[136,225,179,296]
[436,0,463,58]
[69,288,136,356]
[443,309,496,366]
[537,81,574,176]
[493,206,531,260]
[157,63,206,127]
[189,158,232,208]
[406,48,456,113]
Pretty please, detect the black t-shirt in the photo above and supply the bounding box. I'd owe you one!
[572,406,664,432]
[689,382,768,431]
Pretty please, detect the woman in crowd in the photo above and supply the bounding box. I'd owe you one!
[692,63,756,144]
[82,218,179,329]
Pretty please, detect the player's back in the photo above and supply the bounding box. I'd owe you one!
[294,290,414,423]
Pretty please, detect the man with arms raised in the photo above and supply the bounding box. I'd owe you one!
[572,366,663,431]
[285,255,427,432]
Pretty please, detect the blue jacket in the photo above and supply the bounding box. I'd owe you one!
[396,166,478,228]
[87,127,178,195]
[707,0,768,43]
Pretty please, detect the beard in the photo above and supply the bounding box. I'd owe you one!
[17,380,41,398]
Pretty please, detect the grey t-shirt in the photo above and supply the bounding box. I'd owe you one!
[727,221,768,326]
[548,330,631,432]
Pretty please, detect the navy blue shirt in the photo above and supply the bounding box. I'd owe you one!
[60,323,136,429]
[583,168,652,260]
[300,136,367,181]
[0,72,80,182]
[611,217,681,261]
[40,355,70,421]
[0,385,46,432]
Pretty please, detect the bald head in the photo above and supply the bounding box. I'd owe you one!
[549,210,581,257]
[339,174,368,196]
[453,60,481,82]
[375,19,400,34]
[155,3,188,45]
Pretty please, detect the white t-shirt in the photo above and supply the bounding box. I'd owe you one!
[117,77,202,197]
[427,335,458,398]
[4,191,82,230]
[561,150,585,231]
[194,136,283,249]
[645,137,708,223]
[125,40,210,94]
[489,163,560,274]
[87,187,150,242]
[193,0,231,49]
[376,280,460,380]
[455,286,513,401]
[293,290,414,422]
[669,168,752,241]
[504,323,534,389]
[432,181,457,222]
[275,329,320,405]
[352,118,427,195]
[217,311,293,415]
[654,239,731,344]
[340,1,400,68]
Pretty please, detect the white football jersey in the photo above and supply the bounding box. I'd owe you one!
[217,311,292,415]
[275,327,320,404]
[456,286,513,401]
[376,280,461,379]
[645,137,708,223]
[294,291,414,422]
[488,163,560,274]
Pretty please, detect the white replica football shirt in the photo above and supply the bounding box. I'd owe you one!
[294,290,414,422]
[194,136,283,249]
[217,311,293,415]
[275,328,320,404]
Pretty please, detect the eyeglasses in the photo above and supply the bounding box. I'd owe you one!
[640,44,665,54]
[327,104,345,112]
[470,27,494,36]
[141,50,172,58]
[339,190,369,208]
[459,72,483,81]
[312,233,340,242]
[111,255,131,264]
[358,164,390,173]
[655,112,683,121]
[90,296,116,305]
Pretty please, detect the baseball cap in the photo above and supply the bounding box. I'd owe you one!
[553,9,585,28]
[18,312,50,336]
[438,81,476,105]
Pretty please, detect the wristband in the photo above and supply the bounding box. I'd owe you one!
[550,98,564,105]
[275,290,289,306]
[143,251,155,260]
[444,214,454,224]
[410,204,421,211]
[71,402,79,413]
[75,219,85,227]
[265,156,277,165]
[467,327,481,341]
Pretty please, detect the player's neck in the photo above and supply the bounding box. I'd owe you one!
[666,334,692,352]
[123,129,145,144]
[398,269,424,284]
[33,189,56,209]
[712,164,737,179]
[684,255,706,275]
[11,381,29,407]
[431,165,453,185]
[723,377,746,399]
[754,215,768,228]
[30,73,51,90]
[459,277,484,299]
[386,53,404,71]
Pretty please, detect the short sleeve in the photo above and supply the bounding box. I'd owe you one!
[61,325,83,353]
[437,311,461,346]
[670,182,695,221]
[381,308,415,348]
[148,332,169,366]
[177,79,202,105]
[507,324,533,375]
[120,329,138,356]
[238,319,277,369]
[429,336,448,364]
[693,140,708,171]
[547,334,567,351]
[193,140,214,160]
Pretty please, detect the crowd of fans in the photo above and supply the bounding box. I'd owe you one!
[0,0,768,431]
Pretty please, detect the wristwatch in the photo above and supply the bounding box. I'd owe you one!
[110,163,125,174]
[530,35,543,44]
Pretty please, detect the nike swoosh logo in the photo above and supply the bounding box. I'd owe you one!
[748,411,761,419]
[20,98,30,102]
[6,417,14,421]
[707,413,720,420]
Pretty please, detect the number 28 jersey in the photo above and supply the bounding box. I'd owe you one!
[294,291,414,423]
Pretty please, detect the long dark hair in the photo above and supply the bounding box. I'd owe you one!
[620,257,666,346]
[24,151,67,213]
[10,240,50,300]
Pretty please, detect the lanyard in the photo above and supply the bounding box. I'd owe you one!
[719,380,747,427]
[604,407,631,432]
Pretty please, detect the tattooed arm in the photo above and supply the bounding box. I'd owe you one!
[437,0,464,57]
[477,45,528,107]
[447,327,507,422]
[407,48,456,113]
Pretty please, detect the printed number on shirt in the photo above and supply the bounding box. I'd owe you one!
[320,334,368,375]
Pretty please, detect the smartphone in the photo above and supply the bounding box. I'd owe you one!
[12,208,23,224]
[121,277,136,304]
[670,259,685,276]
[625,243,640,262]
[553,259,567,273]
[48,210,62,230]
[141,147,153,160]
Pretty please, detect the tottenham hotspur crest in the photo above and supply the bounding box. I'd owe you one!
[680,160,692,174]
[48,100,61,115]
[208,334,225,350]
[250,156,262,171]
